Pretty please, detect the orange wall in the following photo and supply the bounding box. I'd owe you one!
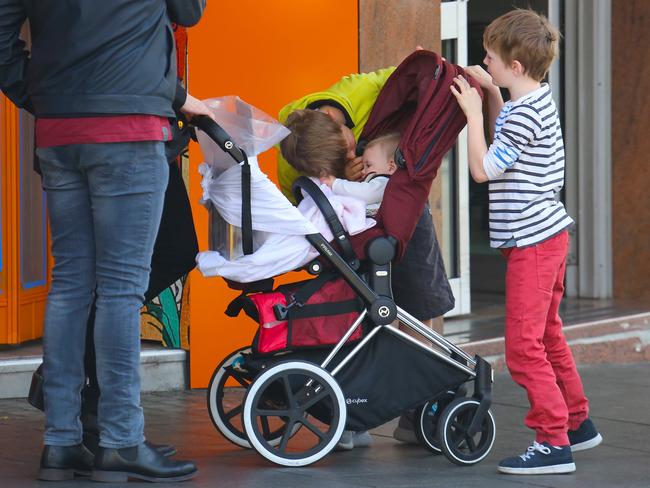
[187,1,359,387]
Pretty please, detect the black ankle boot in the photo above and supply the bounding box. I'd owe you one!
[38,444,94,481]
[91,442,197,483]
[81,411,176,457]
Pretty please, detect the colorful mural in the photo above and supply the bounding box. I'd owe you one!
[141,276,190,349]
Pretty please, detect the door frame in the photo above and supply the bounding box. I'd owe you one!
[441,0,471,316]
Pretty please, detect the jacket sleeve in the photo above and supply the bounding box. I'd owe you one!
[166,0,205,27]
[172,80,187,112]
[0,0,33,112]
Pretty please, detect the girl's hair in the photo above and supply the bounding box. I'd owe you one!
[280,109,348,178]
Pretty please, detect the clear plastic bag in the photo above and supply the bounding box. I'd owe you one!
[196,96,290,176]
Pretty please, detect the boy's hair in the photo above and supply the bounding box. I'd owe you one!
[280,109,348,178]
[364,132,401,163]
[483,9,559,82]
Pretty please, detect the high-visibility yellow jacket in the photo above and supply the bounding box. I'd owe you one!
[277,67,395,202]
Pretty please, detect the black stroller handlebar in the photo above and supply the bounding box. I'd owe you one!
[193,115,247,164]
[292,177,359,270]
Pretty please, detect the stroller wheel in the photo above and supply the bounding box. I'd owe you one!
[207,347,298,449]
[415,391,456,454]
[207,347,255,448]
[243,361,346,467]
[436,397,496,466]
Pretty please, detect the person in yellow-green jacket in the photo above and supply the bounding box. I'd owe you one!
[277,65,456,450]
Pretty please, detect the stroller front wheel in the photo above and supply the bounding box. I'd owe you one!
[415,390,457,454]
[436,397,496,466]
[243,360,346,467]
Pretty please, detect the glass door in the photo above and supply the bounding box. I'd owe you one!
[440,0,470,316]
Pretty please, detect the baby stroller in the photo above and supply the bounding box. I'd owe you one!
[196,51,494,467]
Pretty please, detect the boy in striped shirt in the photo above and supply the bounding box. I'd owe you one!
[451,9,602,475]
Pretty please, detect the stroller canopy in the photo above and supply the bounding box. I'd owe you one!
[351,50,482,259]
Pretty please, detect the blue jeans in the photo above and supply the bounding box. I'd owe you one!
[37,141,169,448]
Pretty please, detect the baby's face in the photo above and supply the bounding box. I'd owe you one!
[362,145,392,178]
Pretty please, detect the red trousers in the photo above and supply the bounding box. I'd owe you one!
[501,230,589,446]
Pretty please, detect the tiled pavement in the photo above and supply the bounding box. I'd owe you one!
[1,362,649,487]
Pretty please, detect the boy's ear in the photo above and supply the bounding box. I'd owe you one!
[512,60,525,76]
[388,158,397,173]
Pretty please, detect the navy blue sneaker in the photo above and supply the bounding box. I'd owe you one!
[569,417,603,452]
[498,441,576,475]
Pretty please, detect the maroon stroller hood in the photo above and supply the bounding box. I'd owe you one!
[351,50,482,259]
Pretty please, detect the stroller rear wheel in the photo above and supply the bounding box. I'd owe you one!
[436,397,496,466]
[243,361,346,467]
[207,347,296,448]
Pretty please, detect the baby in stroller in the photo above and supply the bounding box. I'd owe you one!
[319,132,400,217]
[196,50,496,468]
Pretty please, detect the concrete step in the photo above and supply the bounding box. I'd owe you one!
[460,312,650,371]
[0,345,187,400]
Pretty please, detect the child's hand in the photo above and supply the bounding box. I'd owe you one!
[320,175,336,187]
[450,76,483,119]
[344,156,364,181]
[465,65,494,90]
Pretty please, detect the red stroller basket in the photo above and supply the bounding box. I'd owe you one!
[226,273,364,355]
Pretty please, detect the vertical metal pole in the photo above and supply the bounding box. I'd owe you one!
[563,0,580,297]
[577,0,612,298]
[563,0,612,298]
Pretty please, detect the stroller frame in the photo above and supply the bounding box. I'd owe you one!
[307,231,479,379]
[306,234,480,386]
[195,116,494,468]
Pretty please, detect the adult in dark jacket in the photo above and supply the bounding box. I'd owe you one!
[0,0,207,482]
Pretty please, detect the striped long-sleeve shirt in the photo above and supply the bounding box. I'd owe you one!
[483,83,574,248]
